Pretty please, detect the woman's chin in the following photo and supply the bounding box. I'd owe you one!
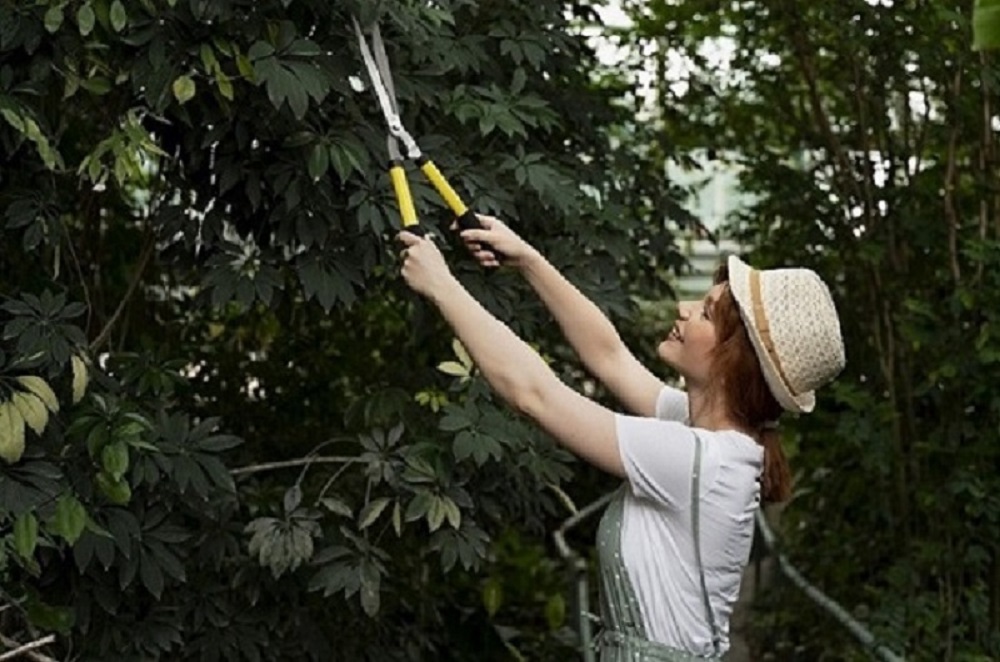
[657,341,678,366]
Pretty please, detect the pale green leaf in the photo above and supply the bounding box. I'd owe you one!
[77,3,95,36]
[44,5,65,33]
[358,497,390,529]
[427,496,445,532]
[482,578,503,617]
[14,512,38,559]
[110,0,127,32]
[320,497,352,518]
[437,361,469,378]
[172,75,196,104]
[53,494,87,544]
[442,497,461,529]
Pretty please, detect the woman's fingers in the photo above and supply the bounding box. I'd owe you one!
[475,214,499,229]
[398,230,424,247]
[460,228,491,244]
[473,250,500,267]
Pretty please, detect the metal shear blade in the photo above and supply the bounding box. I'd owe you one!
[352,18,420,159]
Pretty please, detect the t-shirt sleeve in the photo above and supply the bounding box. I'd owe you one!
[615,414,697,509]
[654,386,689,423]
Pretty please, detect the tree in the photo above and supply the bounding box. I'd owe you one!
[0,0,684,659]
[620,0,1000,659]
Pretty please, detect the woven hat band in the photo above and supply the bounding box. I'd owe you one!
[749,268,797,396]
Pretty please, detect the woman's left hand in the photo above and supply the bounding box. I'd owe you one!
[398,231,455,299]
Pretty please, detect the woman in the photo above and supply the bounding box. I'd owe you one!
[397,216,845,660]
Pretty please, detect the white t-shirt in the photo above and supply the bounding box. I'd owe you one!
[613,386,763,654]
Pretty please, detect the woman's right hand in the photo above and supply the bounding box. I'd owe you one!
[458,215,536,268]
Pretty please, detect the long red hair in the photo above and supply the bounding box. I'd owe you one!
[707,264,792,503]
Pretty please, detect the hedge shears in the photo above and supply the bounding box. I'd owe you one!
[351,18,498,255]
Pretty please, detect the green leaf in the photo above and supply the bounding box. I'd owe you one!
[101,441,130,481]
[140,551,164,598]
[14,512,38,559]
[80,76,112,95]
[77,3,96,36]
[109,0,127,33]
[215,71,234,101]
[96,472,131,505]
[248,41,275,61]
[287,39,322,57]
[544,593,566,630]
[440,410,471,432]
[1,108,24,132]
[236,53,255,81]
[405,492,432,522]
[358,497,390,529]
[359,560,380,617]
[427,496,445,532]
[284,484,302,512]
[44,5,65,33]
[25,596,75,635]
[482,577,503,617]
[281,68,309,119]
[308,143,329,181]
[172,75,196,104]
[53,494,87,544]
[320,497,352,518]
[453,430,477,462]
[442,497,461,529]
[286,61,328,103]
[511,67,527,95]
[437,361,470,378]
[327,139,367,182]
[200,43,219,73]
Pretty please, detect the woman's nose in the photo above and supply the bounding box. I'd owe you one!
[677,301,693,320]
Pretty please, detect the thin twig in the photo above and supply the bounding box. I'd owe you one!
[61,214,94,334]
[89,231,156,352]
[0,634,57,662]
[231,456,360,477]
[546,482,578,515]
[315,460,358,503]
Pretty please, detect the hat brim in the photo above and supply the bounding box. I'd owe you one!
[727,255,815,414]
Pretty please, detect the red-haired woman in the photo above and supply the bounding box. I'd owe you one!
[397,216,845,660]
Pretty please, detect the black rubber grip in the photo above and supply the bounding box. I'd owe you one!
[456,210,503,262]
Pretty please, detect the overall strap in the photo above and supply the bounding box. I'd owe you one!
[690,433,722,656]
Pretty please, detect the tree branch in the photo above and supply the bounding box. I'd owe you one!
[784,3,864,208]
[89,230,156,352]
[0,635,57,662]
[976,51,995,283]
[231,456,360,477]
[944,69,963,284]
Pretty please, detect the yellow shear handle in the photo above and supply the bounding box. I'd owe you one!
[419,159,468,217]
[389,163,419,228]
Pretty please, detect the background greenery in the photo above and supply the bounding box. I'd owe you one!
[0,0,997,661]
[618,0,1000,659]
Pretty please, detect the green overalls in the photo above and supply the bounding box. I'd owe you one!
[594,434,722,661]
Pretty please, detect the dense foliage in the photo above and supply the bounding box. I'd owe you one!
[616,0,1000,659]
[0,0,685,659]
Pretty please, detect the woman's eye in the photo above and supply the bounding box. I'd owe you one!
[701,307,709,319]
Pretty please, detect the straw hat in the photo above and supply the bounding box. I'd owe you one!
[727,255,846,413]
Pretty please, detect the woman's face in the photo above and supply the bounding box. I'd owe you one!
[657,283,727,385]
